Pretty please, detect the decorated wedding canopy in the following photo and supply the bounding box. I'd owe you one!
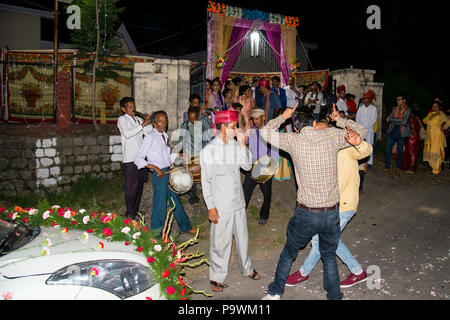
[207,1,299,87]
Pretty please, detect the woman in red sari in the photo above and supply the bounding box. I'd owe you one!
[402,106,422,173]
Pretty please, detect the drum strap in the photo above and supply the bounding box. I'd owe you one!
[256,128,271,158]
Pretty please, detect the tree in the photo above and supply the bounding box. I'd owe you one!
[66,0,125,129]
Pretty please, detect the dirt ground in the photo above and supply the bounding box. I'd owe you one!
[162,151,450,300]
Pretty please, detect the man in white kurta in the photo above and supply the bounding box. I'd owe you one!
[200,110,261,291]
[336,84,348,115]
[355,90,378,165]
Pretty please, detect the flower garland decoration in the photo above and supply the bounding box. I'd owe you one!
[207,1,298,27]
[215,52,229,71]
[288,59,302,76]
[0,203,210,300]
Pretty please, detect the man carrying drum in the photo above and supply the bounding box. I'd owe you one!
[134,110,198,236]
[200,110,262,293]
[243,108,279,226]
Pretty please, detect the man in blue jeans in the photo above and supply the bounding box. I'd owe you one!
[384,94,411,176]
[260,104,367,300]
[134,111,197,236]
[286,124,373,288]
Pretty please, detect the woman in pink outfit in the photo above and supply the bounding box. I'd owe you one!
[237,84,256,131]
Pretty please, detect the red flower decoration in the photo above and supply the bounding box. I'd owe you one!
[123,218,131,225]
[0,208,5,213]
[147,256,155,264]
[102,228,113,237]
[86,228,93,233]
[166,286,175,295]
[142,227,148,232]
[169,263,177,270]
[181,288,187,296]
[22,217,28,223]
[97,242,105,249]
[145,297,153,300]
[92,212,98,218]
[71,221,78,225]
[162,270,169,278]
[52,221,58,226]
[101,216,111,223]
[124,241,130,246]
[137,246,143,252]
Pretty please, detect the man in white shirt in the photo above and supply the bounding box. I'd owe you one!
[355,90,378,166]
[117,97,152,220]
[200,110,261,293]
[336,85,348,115]
[134,111,197,236]
[284,76,303,109]
[303,81,323,121]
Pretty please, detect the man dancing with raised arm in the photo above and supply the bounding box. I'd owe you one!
[200,110,262,293]
[260,104,367,300]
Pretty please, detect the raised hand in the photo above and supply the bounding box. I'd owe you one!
[330,103,341,122]
[344,125,362,146]
[282,102,299,119]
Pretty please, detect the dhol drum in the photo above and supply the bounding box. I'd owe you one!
[251,155,278,184]
[186,155,201,183]
[168,166,194,194]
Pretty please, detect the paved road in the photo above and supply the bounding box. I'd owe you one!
[187,159,450,300]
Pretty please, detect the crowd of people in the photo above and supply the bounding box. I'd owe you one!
[116,74,449,300]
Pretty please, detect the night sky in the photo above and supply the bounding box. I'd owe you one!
[3,0,448,110]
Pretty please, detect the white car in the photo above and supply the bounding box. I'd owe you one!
[0,218,164,300]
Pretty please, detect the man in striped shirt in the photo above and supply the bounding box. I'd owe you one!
[261,104,367,300]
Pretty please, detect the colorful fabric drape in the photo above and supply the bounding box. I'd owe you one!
[220,19,253,85]
[213,14,236,79]
[206,16,216,80]
[263,22,289,87]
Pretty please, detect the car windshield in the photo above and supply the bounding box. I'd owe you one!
[0,219,40,256]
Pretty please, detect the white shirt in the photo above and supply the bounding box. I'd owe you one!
[356,103,378,133]
[284,85,303,108]
[134,128,178,170]
[336,97,348,114]
[304,91,323,113]
[200,137,253,212]
[117,114,153,163]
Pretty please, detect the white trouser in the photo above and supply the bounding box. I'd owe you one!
[209,207,253,283]
[366,130,375,165]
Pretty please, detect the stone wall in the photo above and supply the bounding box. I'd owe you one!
[0,134,123,197]
[133,59,191,132]
[330,68,384,140]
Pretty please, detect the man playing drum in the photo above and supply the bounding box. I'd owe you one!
[134,110,197,236]
[200,110,262,293]
[243,108,278,226]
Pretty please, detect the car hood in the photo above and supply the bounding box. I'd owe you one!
[0,226,148,278]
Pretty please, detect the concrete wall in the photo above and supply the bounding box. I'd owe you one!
[0,134,123,197]
[0,11,41,50]
[133,59,191,132]
[330,68,384,140]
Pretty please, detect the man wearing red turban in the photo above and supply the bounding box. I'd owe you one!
[356,90,378,166]
[336,85,348,114]
[200,110,262,292]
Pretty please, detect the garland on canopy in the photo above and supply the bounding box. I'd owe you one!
[0,201,210,300]
[207,1,299,27]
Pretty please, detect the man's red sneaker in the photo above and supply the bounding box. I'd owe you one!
[340,270,368,288]
[285,270,309,287]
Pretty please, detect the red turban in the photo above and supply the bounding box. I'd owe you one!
[258,79,271,89]
[214,110,239,124]
[337,85,346,94]
[213,110,239,137]
[363,90,376,100]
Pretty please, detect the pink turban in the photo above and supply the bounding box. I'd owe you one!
[337,85,346,94]
[214,110,239,124]
[258,79,271,89]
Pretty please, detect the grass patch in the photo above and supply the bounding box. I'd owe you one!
[0,173,125,213]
